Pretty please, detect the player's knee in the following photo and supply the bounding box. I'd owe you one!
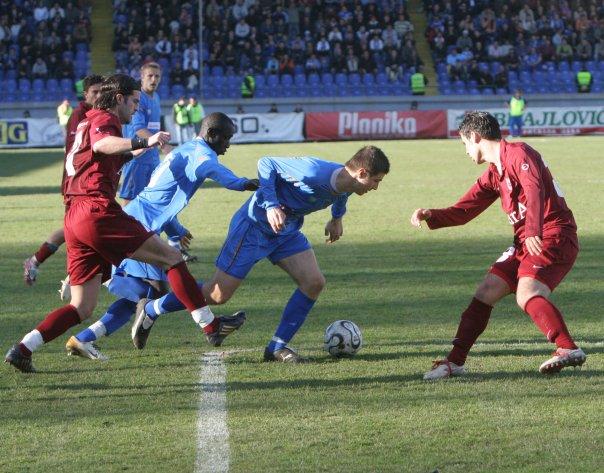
[72,303,95,321]
[515,291,532,311]
[301,273,326,298]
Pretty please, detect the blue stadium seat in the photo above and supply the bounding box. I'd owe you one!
[376,73,388,85]
[254,75,266,88]
[363,73,375,85]
[571,61,583,72]
[280,74,293,87]
[211,66,224,77]
[76,42,88,52]
[294,74,306,87]
[293,65,304,75]
[334,73,347,86]
[46,78,59,92]
[6,79,18,92]
[481,88,494,95]
[308,73,320,86]
[469,88,480,95]
[171,85,185,97]
[557,61,570,72]
[266,74,279,88]
[255,88,267,98]
[321,73,333,85]
[348,73,361,86]
[6,69,17,80]
[495,87,508,95]
[19,78,31,91]
[32,79,44,91]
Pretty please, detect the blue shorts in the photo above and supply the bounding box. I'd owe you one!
[119,160,159,200]
[106,271,156,303]
[116,257,167,282]
[215,214,311,279]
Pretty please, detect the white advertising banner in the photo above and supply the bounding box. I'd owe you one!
[164,112,304,144]
[447,106,604,137]
[0,118,64,148]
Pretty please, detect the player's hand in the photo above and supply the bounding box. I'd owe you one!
[244,179,259,191]
[325,218,343,243]
[524,236,542,256]
[180,231,193,250]
[160,143,174,155]
[148,131,171,148]
[410,208,432,228]
[267,206,286,234]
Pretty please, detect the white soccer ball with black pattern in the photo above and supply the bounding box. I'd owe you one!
[323,320,362,357]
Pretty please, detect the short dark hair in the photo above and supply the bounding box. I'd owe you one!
[346,145,390,175]
[95,74,141,110]
[459,111,502,140]
[201,112,235,139]
[82,74,104,92]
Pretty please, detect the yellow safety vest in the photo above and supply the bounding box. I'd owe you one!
[509,97,525,117]
[577,71,591,87]
[187,104,204,124]
[57,104,73,126]
[410,73,425,94]
[173,104,189,125]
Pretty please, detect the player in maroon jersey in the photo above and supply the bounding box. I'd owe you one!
[6,74,243,373]
[23,74,104,288]
[411,111,586,379]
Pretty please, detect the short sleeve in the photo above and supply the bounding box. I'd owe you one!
[89,114,122,147]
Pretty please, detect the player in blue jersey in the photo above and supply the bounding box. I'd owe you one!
[64,112,258,360]
[131,146,390,362]
[119,62,171,205]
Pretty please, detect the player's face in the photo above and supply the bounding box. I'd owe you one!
[141,68,161,93]
[352,169,385,195]
[461,133,483,164]
[117,90,141,124]
[212,125,235,155]
[84,83,102,107]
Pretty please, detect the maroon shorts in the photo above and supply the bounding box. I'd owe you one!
[64,198,155,286]
[489,235,579,292]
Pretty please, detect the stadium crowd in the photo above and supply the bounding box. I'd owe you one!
[112,0,421,98]
[424,0,604,94]
[0,0,92,101]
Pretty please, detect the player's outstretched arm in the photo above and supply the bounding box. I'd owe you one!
[325,217,343,243]
[410,208,432,228]
[136,128,173,154]
[93,131,170,155]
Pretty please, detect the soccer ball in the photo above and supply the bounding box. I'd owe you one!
[323,320,362,358]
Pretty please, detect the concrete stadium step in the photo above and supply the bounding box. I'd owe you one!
[408,0,438,95]
[90,0,115,74]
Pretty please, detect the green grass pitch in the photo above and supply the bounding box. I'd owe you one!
[0,137,602,472]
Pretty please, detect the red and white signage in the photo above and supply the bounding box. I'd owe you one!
[306,110,447,140]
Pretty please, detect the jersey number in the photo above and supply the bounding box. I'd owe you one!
[65,123,87,176]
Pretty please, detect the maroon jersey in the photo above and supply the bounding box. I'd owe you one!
[64,109,132,203]
[427,140,577,246]
[62,101,92,195]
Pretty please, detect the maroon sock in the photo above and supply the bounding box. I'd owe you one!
[166,261,207,311]
[524,296,577,349]
[447,297,493,366]
[36,304,81,343]
[34,242,58,264]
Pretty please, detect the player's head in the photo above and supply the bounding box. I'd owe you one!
[344,145,389,195]
[140,62,162,94]
[95,74,141,125]
[458,111,502,164]
[82,74,104,107]
[200,112,235,155]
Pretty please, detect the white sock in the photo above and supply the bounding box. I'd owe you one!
[89,320,107,340]
[142,315,155,330]
[191,306,214,328]
[21,329,44,353]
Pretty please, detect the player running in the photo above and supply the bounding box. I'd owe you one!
[5,74,222,373]
[411,111,586,379]
[65,112,258,360]
[131,146,390,362]
[23,75,104,289]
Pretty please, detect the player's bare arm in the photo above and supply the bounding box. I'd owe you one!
[93,131,170,155]
[324,217,343,243]
[136,128,173,155]
[267,206,286,233]
[410,208,432,227]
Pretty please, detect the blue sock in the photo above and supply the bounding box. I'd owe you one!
[267,289,316,353]
[145,280,204,319]
[75,298,137,342]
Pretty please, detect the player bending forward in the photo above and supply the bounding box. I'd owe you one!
[5,75,221,373]
[411,111,586,380]
[132,146,390,362]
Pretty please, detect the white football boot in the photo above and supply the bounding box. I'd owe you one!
[539,347,586,374]
[423,359,466,380]
[65,336,109,361]
[59,274,71,301]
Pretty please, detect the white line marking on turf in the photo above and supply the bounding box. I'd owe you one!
[195,352,229,473]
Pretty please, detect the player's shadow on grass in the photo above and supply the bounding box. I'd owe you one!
[0,151,65,178]
[0,185,61,196]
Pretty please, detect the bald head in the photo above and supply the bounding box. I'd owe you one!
[201,112,236,155]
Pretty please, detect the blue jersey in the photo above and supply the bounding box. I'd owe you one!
[124,137,250,237]
[244,157,349,235]
[122,90,162,165]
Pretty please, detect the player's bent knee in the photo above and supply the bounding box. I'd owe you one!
[301,273,326,298]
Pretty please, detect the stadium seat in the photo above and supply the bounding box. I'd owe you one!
[481,88,494,95]
[334,73,347,86]
[280,74,293,87]
[5,69,17,80]
[294,74,306,87]
[254,75,266,88]
[18,78,31,91]
[376,73,388,85]
[321,72,334,85]
[211,66,224,77]
[571,61,583,72]
[6,79,18,92]
[362,73,375,86]
[348,73,361,86]
[32,79,44,92]
[308,73,320,86]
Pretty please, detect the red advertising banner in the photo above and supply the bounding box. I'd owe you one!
[305,110,447,140]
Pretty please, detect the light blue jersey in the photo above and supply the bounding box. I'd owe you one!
[216,157,350,279]
[115,138,250,281]
[246,157,349,235]
[122,90,162,165]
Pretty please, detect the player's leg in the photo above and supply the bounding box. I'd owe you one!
[425,247,520,380]
[5,275,102,373]
[264,246,324,363]
[23,227,65,286]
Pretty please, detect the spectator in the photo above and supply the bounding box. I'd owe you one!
[59,57,74,79]
[358,50,376,75]
[410,65,428,95]
[305,53,321,73]
[468,60,492,89]
[345,50,359,73]
[32,57,48,79]
[241,73,255,98]
[556,38,574,62]
[456,30,473,51]
[265,55,279,74]
[576,66,592,93]
[278,53,295,75]
[385,49,403,81]
[235,18,251,41]
[268,103,278,113]
[523,46,542,72]
[231,0,248,23]
[170,62,186,86]
[17,57,31,79]
[187,96,204,135]
[575,39,593,62]
[155,31,172,58]
[236,104,245,114]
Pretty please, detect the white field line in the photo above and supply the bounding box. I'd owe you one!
[195,352,229,473]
